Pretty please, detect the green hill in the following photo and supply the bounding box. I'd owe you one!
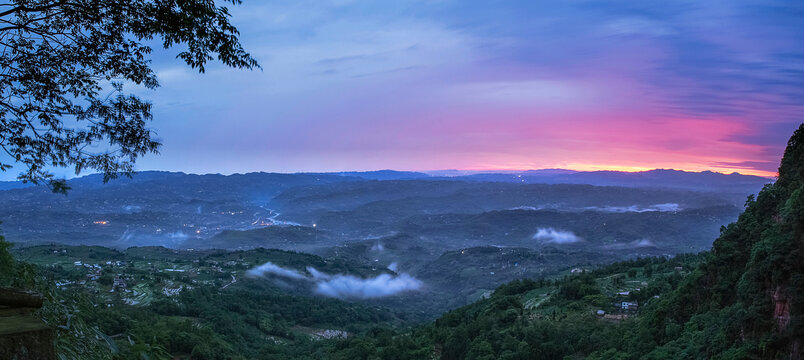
[0,124,799,359]
[317,124,804,359]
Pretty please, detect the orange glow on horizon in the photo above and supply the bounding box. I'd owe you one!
[456,163,777,178]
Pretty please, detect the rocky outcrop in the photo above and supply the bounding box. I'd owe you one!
[772,286,791,331]
[0,288,54,360]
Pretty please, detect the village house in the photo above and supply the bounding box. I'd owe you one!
[113,276,127,290]
[621,301,638,310]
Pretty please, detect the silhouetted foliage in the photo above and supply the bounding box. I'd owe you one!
[0,0,258,192]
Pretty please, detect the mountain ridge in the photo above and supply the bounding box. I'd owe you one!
[0,167,771,192]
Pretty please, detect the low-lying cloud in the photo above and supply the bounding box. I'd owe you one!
[313,273,422,299]
[370,242,384,251]
[122,205,142,213]
[509,205,544,211]
[533,228,582,244]
[509,203,681,213]
[605,238,657,249]
[246,262,307,280]
[114,230,188,248]
[246,261,421,299]
[586,203,681,213]
[168,231,189,239]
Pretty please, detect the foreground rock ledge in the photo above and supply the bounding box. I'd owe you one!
[0,288,54,360]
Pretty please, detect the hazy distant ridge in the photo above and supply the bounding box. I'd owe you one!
[0,168,770,193]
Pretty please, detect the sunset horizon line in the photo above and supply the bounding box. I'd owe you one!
[0,165,778,183]
[98,166,782,180]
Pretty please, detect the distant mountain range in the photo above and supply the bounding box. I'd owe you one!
[450,169,773,195]
[0,167,764,251]
[0,165,775,318]
[0,180,32,191]
[306,168,772,197]
[0,167,771,194]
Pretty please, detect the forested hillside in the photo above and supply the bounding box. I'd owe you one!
[0,125,799,359]
[318,124,804,359]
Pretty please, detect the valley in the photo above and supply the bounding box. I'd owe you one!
[1,151,800,359]
[0,169,767,319]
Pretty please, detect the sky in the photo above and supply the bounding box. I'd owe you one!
[5,0,804,180]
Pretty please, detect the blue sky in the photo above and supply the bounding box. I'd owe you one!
[2,0,802,181]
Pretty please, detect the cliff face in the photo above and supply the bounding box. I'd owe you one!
[0,289,54,360]
[758,124,803,359]
[772,286,791,331]
[650,123,804,359]
[0,314,55,360]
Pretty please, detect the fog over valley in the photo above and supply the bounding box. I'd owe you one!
[0,169,768,316]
